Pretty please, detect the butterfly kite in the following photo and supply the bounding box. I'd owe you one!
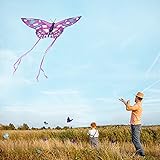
[44,121,48,125]
[13,16,81,81]
[67,117,73,123]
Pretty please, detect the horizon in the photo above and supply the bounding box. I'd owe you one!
[1,123,160,130]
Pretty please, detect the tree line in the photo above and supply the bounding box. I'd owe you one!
[0,123,70,130]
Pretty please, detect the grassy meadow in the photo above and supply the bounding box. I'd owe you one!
[0,125,160,160]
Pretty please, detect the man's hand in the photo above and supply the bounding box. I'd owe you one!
[119,98,131,111]
[126,100,130,106]
[119,98,126,104]
[119,98,130,106]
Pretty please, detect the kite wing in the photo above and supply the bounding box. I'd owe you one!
[21,18,53,39]
[21,18,52,30]
[54,16,81,29]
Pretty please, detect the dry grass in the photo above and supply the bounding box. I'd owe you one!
[0,126,160,160]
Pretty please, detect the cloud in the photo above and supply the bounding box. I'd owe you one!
[0,49,36,110]
[145,88,160,94]
[41,89,80,95]
[143,111,160,125]
[120,34,137,49]
[0,87,93,127]
[1,102,93,127]
[145,99,160,102]
[95,97,119,104]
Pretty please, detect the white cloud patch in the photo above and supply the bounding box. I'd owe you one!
[143,111,160,125]
[1,102,93,128]
[0,87,93,127]
[120,34,137,49]
[95,97,119,105]
[41,89,80,95]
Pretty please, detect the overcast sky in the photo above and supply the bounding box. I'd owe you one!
[0,0,160,128]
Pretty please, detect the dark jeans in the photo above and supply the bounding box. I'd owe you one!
[131,124,145,156]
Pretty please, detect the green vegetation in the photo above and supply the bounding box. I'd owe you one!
[0,125,160,160]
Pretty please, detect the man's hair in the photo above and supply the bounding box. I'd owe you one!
[136,96,143,101]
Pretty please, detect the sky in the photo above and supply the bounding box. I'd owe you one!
[0,0,160,128]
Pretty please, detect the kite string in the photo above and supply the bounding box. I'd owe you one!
[13,38,41,74]
[36,38,57,81]
[145,52,160,76]
[142,52,160,93]
[142,79,160,92]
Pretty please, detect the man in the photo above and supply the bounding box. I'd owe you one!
[119,92,145,157]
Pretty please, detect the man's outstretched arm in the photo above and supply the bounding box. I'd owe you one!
[119,98,138,111]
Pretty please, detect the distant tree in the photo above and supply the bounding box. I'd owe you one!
[31,127,39,130]
[1,125,10,130]
[8,123,16,130]
[18,123,30,130]
[0,124,3,130]
[40,126,46,130]
[0,123,16,130]
[63,126,69,130]
[39,126,51,130]
[55,126,61,130]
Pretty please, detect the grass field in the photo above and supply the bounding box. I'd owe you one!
[0,126,160,160]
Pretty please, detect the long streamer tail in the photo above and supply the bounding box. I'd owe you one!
[13,38,41,75]
[36,38,57,81]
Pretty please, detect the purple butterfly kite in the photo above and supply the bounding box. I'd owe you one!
[13,16,81,81]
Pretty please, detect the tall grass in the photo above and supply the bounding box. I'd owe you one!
[0,126,160,160]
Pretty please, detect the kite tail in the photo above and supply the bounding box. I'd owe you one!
[36,38,57,81]
[13,38,41,75]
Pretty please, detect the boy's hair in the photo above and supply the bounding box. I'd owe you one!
[91,122,97,128]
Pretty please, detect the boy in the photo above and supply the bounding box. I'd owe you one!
[87,122,99,148]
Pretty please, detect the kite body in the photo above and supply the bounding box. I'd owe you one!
[13,16,81,81]
[67,117,73,123]
[48,22,56,37]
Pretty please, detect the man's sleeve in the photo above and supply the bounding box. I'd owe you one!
[126,103,139,111]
